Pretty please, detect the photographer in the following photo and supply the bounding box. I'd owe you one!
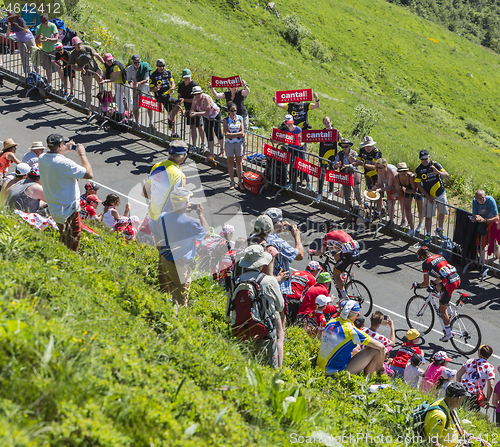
[156,187,209,308]
[334,138,362,210]
[38,134,93,252]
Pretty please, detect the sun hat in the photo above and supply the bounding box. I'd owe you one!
[315,294,331,307]
[316,272,332,284]
[340,299,361,320]
[192,85,203,95]
[15,163,30,176]
[397,162,410,172]
[239,244,272,270]
[254,215,273,234]
[71,36,82,46]
[419,149,429,159]
[339,138,353,147]
[405,328,420,341]
[29,162,39,177]
[441,368,457,380]
[86,194,101,203]
[30,141,45,151]
[284,114,293,124]
[170,187,193,207]
[434,351,452,362]
[182,68,192,78]
[104,53,113,61]
[54,42,63,50]
[264,207,283,223]
[2,138,18,151]
[306,261,322,271]
[361,136,377,147]
[446,382,469,398]
[7,11,19,19]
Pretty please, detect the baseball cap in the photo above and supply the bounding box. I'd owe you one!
[306,261,322,271]
[433,351,452,362]
[156,58,165,66]
[353,314,365,329]
[30,162,39,177]
[104,53,113,61]
[15,163,30,176]
[86,194,101,203]
[71,36,82,46]
[405,328,420,341]
[264,207,283,223]
[284,114,293,124]
[254,215,273,234]
[340,299,361,320]
[316,272,332,284]
[315,294,331,307]
[168,141,189,155]
[84,181,100,192]
[131,54,140,61]
[441,368,457,380]
[446,382,468,398]
[170,187,193,207]
[54,42,63,50]
[46,133,69,148]
[419,149,429,159]
[182,68,192,77]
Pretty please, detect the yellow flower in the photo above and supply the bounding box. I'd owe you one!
[428,38,438,43]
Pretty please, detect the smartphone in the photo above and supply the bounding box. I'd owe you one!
[288,225,293,231]
[70,144,78,151]
[383,315,388,321]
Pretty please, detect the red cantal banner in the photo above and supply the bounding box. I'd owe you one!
[263,144,291,165]
[326,170,353,186]
[276,88,312,103]
[211,75,242,88]
[294,158,321,179]
[271,128,299,146]
[139,95,162,112]
[302,129,338,143]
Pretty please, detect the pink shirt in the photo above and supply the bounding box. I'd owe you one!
[420,363,445,392]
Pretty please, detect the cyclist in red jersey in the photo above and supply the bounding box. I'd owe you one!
[413,246,461,342]
[287,261,323,323]
[309,221,360,301]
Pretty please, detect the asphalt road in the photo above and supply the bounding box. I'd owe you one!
[1,80,500,376]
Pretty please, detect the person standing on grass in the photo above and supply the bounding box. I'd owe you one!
[38,134,93,252]
[223,101,245,190]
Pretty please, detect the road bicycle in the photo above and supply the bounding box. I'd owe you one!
[311,252,373,317]
[405,285,481,355]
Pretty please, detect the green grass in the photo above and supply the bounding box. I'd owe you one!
[0,212,499,445]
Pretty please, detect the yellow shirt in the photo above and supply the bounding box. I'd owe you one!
[423,399,460,447]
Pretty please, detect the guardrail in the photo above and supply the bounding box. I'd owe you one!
[1,35,497,278]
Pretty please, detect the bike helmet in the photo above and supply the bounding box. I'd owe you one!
[416,246,429,259]
[323,220,335,232]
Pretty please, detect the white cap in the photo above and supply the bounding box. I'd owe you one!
[315,294,331,307]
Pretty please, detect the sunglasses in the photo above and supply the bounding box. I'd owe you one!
[133,61,140,64]
[229,109,237,112]
[376,167,384,170]
[156,65,165,68]
[340,145,350,149]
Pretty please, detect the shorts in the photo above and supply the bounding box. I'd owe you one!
[334,249,360,273]
[440,273,460,305]
[40,50,55,72]
[423,191,449,218]
[403,192,423,201]
[62,65,75,78]
[185,111,202,127]
[225,141,244,157]
[156,94,176,112]
[386,189,397,202]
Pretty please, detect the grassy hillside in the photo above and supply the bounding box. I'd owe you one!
[0,211,499,445]
[41,0,500,203]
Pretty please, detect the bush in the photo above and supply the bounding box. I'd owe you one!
[308,40,332,63]
[351,104,382,138]
[281,14,311,48]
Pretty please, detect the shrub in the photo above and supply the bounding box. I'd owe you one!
[308,40,332,63]
[351,104,382,138]
[281,14,311,47]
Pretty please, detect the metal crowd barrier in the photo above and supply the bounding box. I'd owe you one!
[1,34,497,277]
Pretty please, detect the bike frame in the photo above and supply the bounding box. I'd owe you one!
[419,291,458,333]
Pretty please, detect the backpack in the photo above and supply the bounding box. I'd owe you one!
[227,272,273,341]
[438,238,458,262]
[411,399,450,438]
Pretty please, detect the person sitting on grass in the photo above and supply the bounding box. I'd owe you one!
[390,328,423,378]
[404,353,425,389]
[297,272,337,317]
[82,194,101,220]
[302,294,331,339]
[420,351,452,393]
[101,194,130,229]
[317,300,385,377]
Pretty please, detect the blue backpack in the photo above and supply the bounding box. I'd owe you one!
[439,238,458,262]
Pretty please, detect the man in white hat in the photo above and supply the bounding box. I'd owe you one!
[355,136,382,190]
[22,142,46,167]
[227,244,284,368]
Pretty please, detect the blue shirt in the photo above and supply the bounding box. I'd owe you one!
[267,232,298,295]
[157,212,207,261]
[472,196,498,219]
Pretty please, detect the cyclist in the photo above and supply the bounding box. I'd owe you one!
[286,261,323,323]
[413,246,461,342]
[309,221,360,301]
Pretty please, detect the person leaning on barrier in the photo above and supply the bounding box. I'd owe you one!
[126,54,153,128]
[354,136,382,191]
[100,53,129,122]
[35,14,57,86]
[394,161,424,237]
[156,187,209,308]
[5,11,35,77]
[334,138,362,210]
[54,42,75,101]
[373,158,398,228]
[317,116,340,203]
[177,69,205,149]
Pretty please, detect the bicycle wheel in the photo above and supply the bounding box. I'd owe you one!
[405,295,435,335]
[345,279,373,317]
[450,315,481,356]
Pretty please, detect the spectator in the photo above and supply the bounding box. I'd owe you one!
[415,149,450,243]
[334,138,362,210]
[101,53,129,121]
[149,59,179,137]
[210,78,250,152]
[0,163,30,206]
[245,214,279,278]
[54,42,75,101]
[0,139,21,177]
[355,136,382,191]
[126,54,153,127]
[68,36,105,117]
[222,101,245,190]
[227,244,284,368]
[404,353,425,389]
[156,187,209,307]
[264,207,304,368]
[38,134,93,252]
[286,260,322,323]
[373,158,398,228]
[420,351,451,393]
[437,368,458,398]
[297,272,337,316]
[362,311,395,349]
[492,365,500,426]
[81,194,101,220]
[471,189,499,276]
[190,85,224,160]
[101,194,130,228]
[423,382,491,447]
[21,141,45,167]
[457,344,496,411]
[391,328,423,378]
[273,91,320,130]
[6,162,46,213]
[6,11,35,77]
[79,181,100,218]
[34,14,57,86]
[317,116,340,202]
[394,162,424,236]
[177,68,204,148]
[317,300,385,377]
[114,217,137,241]
[302,294,331,339]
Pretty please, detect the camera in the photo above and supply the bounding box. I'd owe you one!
[186,203,196,212]
[288,225,293,231]
[70,144,78,150]
[383,315,388,321]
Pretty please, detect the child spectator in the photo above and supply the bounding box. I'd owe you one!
[391,329,422,378]
[79,181,100,218]
[303,294,330,339]
[437,368,458,398]
[404,353,425,389]
[102,194,130,228]
[82,194,101,220]
[383,346,395,377]
[420,351,451,393]
[54,42,75,101]
[114,217,136,241]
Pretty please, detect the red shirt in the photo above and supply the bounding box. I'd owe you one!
[82,204,97,220]
[298,284,337,315]
[323,230,359,253]
[391,342,422,369]
[287,270,316,301]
